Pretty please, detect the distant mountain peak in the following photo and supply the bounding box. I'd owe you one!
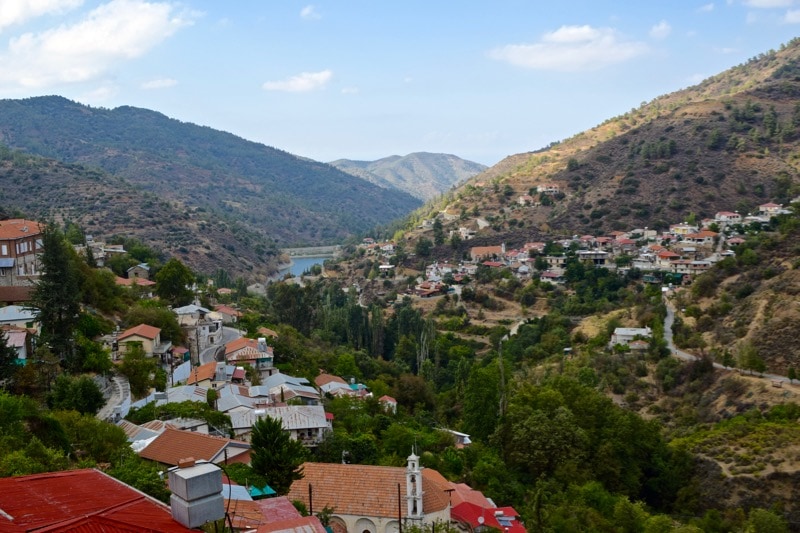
[329,152,487,201]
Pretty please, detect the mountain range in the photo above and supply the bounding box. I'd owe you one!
[0,97,480,280]
[0,96,422,248]
[329,153,486,201]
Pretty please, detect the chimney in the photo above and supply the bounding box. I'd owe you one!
[168,459,224,528]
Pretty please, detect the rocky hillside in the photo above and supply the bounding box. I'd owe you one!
[329,152,486,201]
[0,96,421,247]
[417,39,800,239]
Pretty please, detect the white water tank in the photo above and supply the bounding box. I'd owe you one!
[168,460,224,528]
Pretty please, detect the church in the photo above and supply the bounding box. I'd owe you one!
[287,452,451,533]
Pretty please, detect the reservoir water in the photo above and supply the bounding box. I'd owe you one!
[280,256,327,277]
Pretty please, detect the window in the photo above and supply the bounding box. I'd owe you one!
[0,244,6,255]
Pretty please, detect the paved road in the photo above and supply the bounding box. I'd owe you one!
[199,326,243,364]
[663,296,791,384]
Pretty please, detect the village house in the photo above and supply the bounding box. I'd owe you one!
[117,323,172,363]
[126,263,151,280]
[174,304,223,357]
[258,404,331,446]
[715,211,742,224]
[0,219,43,287]
[759,202,783,217]
[0,305,37,330]
[537,183,560,194]
[137,426,252,466]
[609,327,652,348]
[213,304,242,324]
[470,244,504,262]
[518,194,535,206]
[669,223,699,236]
[225,337,276,375]
[576,250,609,265]
[1,325,32,365]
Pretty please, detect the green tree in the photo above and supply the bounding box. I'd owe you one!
[30,223,82,369]
[119,343,157,398]
[415,238,433,257]
[47,374,105,415]
[745,508,788,533]
[155,257,195,306]
[461,361,500,442]
[0,329,18,387]
[432,219,445,246]
[250,415,308,495]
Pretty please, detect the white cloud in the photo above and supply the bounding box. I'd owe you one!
[743,0,793,7]
[262,70,332,92]
[300,5,320,20]
[141,77,177,89]
[697,3,715,12]
[0,0,84,32]
[488,25,647,72]
[649,20,672,39]
[0,0,195,89]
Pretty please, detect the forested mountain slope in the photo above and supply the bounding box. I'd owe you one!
[0,147,278,278]
[0,96,421,247]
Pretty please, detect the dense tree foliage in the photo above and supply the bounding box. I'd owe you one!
[250,416,308,495]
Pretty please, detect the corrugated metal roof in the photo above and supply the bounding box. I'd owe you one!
[0,469,193,532]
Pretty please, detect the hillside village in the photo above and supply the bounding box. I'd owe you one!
[1,191,798,531]
[362,199,790,303]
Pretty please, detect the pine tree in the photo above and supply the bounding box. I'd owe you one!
[30,223,82,370]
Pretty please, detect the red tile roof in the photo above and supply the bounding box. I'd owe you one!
[225,337,259,355]
[186,361,219,385]
[215,304,242,317]
[287,462,450,520]
[138,427,250,466]
[119,323,161,341]
[0,468,192,532]
[0,219,42,240]
[314,373,347,387]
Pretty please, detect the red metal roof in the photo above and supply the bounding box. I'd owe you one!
[0,469,193,532]
[451,501,526,533]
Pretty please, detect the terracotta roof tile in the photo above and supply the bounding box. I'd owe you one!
[0,219,42,240]
[225,337,259,355]
[119,323,160,340]
[138,427,249,466]
[314,373,347,387]
[287,462,450,519]
[187,361,218,384]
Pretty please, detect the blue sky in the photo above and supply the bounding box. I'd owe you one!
[0,1,798,166]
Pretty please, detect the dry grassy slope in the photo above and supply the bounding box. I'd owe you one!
[417,41,800,240]
[686,223,800,376]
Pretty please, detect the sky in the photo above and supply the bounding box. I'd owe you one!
[0,1,798,166]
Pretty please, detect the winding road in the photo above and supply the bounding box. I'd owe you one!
[663,295,791,385]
